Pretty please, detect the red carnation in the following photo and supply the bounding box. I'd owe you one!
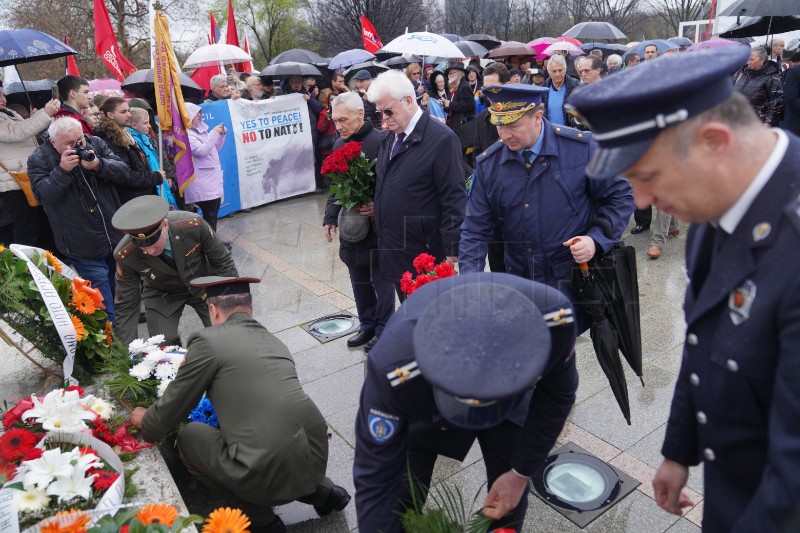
[433,263,456,279]
[399,271,416,296]
[66,385,85,396]
[2,398,33,429]
[413,253,436,274]
[0,428,39,461]
[89,468,120,491]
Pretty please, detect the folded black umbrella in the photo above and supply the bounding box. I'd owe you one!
[121,69,204,105]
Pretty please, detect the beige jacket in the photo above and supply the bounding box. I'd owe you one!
[0,109,52,193]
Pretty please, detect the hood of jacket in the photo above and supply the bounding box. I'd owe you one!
[185,103,209,134]
[96,116,135,149]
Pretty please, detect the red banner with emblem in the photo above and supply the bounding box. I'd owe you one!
[360,14,383,54]
[94,0,137,81]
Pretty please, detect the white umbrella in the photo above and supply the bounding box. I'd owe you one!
[543,41,584,56]
[183,44,252,69]
[379,32,464,59]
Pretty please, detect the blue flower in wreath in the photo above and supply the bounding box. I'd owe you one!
[188,396,219,428]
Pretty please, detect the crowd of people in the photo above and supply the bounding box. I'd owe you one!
[0,32,799,533]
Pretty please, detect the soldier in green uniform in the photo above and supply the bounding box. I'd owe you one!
[111,196,237,346]
[130,276,350,532]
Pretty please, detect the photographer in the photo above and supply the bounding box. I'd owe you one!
[28,117,133,323]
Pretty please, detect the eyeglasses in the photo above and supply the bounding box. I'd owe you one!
[411,72,421,76]
[377,99,405,117]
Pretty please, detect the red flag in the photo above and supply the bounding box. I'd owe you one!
[64,36,80,76]
[93,0,137,82]
[240,31,253,73]
[210,12,221,44]
[360,14,383,54]
[225,0,239,47]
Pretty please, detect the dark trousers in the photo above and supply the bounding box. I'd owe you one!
[405,422,529,532]
[348,265,395,335]
[196,198,221,231]
[1,190,47,247]
[488,222,506,273]
[634,205,652,227]
[178,422,334,527]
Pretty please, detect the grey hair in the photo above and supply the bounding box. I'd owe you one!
[48,117,82,141]
[210,74,227,89]
[547,54,567,69]
[367,70,416,104]
[606,54,622,66]
[245,76,261,89]
[332,91,364,113]
[752,45,768,61]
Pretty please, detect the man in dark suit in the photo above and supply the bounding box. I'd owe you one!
[131,276,350,533]
[363,70,467,350]
[781,53,800,136]
[569,45,800,532]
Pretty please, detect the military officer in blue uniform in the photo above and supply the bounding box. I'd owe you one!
[568,45,800,532]
[353,272,579,532]
[459,84,633,332]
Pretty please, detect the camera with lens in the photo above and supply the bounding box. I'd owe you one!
[74,145,96,162]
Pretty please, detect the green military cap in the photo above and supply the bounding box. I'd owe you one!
[190,276,261,298]
[112,196,169,247]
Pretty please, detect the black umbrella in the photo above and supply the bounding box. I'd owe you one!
[455,40,489,58]
[269,48,329,66]
[572,254,632,425]
[381,54,423,68]
[260,61,323,78]
[121,69,204,105]
[563,21,627,41]
[3,79,56,110]
[343,60,389,82]
[719,0,796,17]
[464,34,503,50]
[720,16,800,38]
[442,33,463,43]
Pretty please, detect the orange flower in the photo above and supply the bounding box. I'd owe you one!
[71,291,97,315]
[45,250,63,273]
[70,315,87,341]
[71,277,106,310]
[104,321,113,346]
[40,509,91,533]
[202,507,251,533]
[0,244,5,253]
[136,503,180,527]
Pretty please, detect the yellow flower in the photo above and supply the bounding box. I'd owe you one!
[45,250,63,273]
[0,244,5,253]
[202,507,251,533]
[70,315,87,341]
[40,509,91,533]
[136,503,180,527]
[71,290,97,315]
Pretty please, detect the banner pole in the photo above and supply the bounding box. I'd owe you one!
[158,121,164,170]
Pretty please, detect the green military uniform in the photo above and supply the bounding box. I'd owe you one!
[140,284,340,527]
[113,201,237,346]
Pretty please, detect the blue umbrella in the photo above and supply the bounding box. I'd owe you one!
[623,39,679,60]
[328,49,376,70]
[0,29,77,67]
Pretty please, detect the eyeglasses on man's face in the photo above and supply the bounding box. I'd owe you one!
[376,96,409,118]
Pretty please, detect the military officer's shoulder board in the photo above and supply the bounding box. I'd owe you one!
[543,307,574,327]
[114,241,137,261]
[553,125,591,143]
[173,216,202,230]
[386,360,421,387]
[475,140,505,164]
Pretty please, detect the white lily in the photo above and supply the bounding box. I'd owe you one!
[46,463,95,502]
[15,487,49,512]
[21,448,76,490]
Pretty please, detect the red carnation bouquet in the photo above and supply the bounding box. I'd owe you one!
[322,142,376,210]
[400,253,457,296]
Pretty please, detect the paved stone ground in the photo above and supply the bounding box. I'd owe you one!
[0,194,702,532]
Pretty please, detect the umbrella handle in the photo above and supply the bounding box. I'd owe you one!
[569,237,591,278]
